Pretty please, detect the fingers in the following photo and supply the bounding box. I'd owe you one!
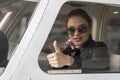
[47,58,60,68]
[47,53,55,59]
[47,53,59,68]
[47,40,65,68]
[47,53,57,61]
[48,60,58,64]
[50,63,60,68]
[53,40,62,53]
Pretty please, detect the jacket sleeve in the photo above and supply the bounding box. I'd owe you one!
[68,55,81,69]
[63,47,81,69]
[91,42,109,60]
[82,42,109,72]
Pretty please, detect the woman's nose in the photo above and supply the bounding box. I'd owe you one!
[74,29,80,36]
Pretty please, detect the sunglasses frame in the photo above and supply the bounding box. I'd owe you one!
[67,25,89,35]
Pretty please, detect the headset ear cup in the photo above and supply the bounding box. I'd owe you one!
[63,47,74,55]
[66,39,74,50]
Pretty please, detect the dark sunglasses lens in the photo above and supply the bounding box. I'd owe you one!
[67,28,75,35]
[67,26,88,35]
[78,25,87,33]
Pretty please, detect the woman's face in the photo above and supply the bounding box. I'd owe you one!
[67,16,91,46]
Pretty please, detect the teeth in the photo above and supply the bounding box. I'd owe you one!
[74,38,81,41]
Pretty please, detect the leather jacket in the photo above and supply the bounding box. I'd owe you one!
[63,37,109,70]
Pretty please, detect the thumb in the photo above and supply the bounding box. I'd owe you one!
[53,40,62,53]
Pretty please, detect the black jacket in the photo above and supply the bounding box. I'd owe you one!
[63,37,109,70]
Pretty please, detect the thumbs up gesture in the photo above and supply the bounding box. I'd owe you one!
[47,40,74,68]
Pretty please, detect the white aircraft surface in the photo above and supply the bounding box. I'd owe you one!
[0,0,120,80]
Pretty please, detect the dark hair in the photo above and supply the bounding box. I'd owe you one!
[66,8,92,27]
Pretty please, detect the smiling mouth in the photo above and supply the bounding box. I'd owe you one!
[74,37,82,42]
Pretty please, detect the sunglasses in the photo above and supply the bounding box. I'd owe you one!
[67,25,88,35]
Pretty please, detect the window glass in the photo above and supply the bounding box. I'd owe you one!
[102,6,120,71]
[38,1,120,74]
[0,0,38,75]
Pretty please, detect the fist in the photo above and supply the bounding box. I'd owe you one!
[47,40,74,68]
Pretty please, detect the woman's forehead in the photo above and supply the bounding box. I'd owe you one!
[67,16,89,27]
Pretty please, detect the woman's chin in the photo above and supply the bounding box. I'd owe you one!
[74,42,82,46]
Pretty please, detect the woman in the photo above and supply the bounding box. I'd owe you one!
[47,9,109,69]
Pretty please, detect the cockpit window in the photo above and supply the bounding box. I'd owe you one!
[0,0,38,75]
[38,1,120,74]
[102,6,120,71]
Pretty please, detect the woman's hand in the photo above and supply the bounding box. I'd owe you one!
[47,40,74,68]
